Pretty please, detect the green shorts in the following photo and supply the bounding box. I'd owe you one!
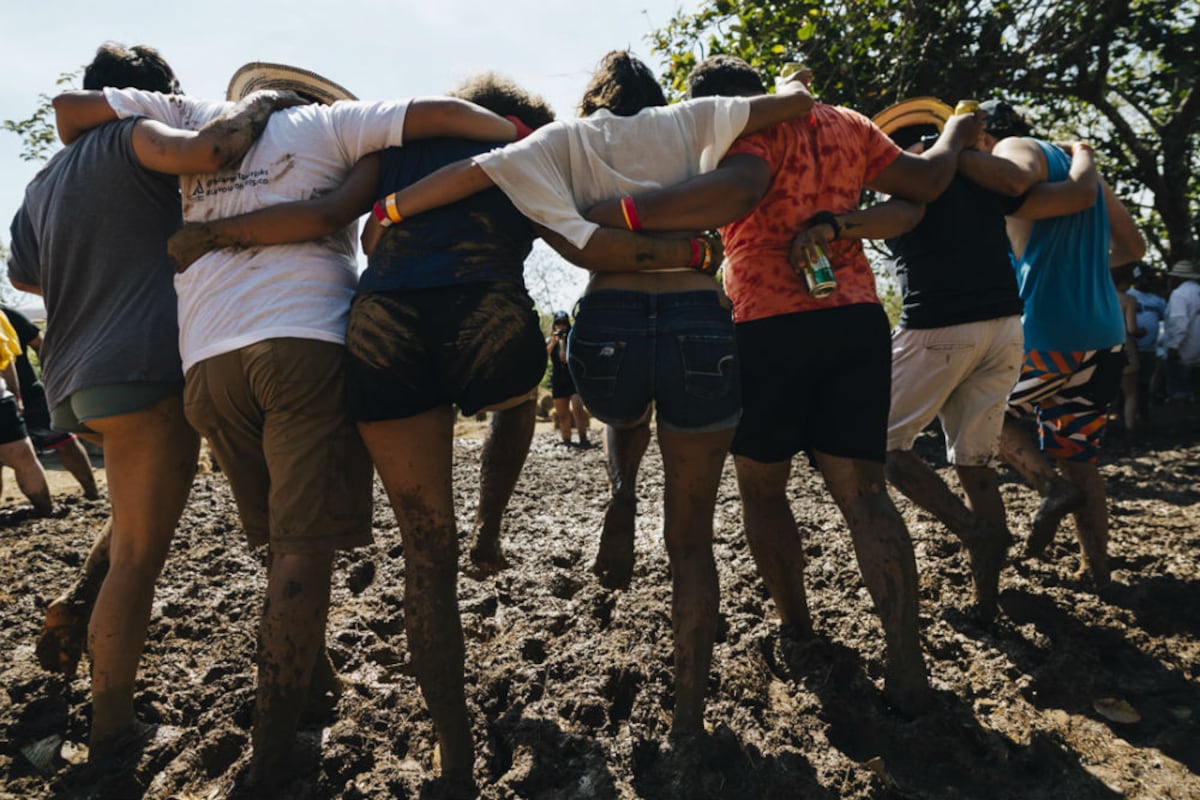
[51,381,182,434]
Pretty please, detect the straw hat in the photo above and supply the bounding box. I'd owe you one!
[226,62,356,104]
[1168,259,1199,279]
[871,97,953,136]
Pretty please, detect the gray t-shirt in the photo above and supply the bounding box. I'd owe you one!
[7,118,183,408]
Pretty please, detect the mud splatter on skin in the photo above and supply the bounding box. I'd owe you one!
[4,415,1200,798]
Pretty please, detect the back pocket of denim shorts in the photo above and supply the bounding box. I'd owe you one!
[569,338,626,399]
[678,334,736,400]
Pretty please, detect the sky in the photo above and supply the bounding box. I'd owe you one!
[0,0,700,312]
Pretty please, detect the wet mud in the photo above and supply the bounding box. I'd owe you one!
[1,408,1198,799]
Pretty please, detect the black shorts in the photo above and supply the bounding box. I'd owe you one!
[0,396,29,445]
[732,303,891,464]
[550,361,576,399]
[345,282,546,421]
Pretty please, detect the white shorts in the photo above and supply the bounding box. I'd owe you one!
[887,316,1024,466]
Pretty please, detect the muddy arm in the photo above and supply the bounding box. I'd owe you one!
[168,154,382,271]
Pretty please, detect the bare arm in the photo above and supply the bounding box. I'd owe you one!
[1102,178,1146,267]
[134,90,302,174]
[1010,143,1098,220]
[372,158,497,225]
[867,111,982,203]
[788,199,925,275]
[584,154,773,233]
[740,76,815,136]
[2,361,19,410]
[536,224,720,274]
[52,90,118,144]
[402,97,519,143]
[168,154,382,271]
[956,140,1046,196]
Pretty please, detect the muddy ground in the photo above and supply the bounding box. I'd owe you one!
[1,407,1198,800]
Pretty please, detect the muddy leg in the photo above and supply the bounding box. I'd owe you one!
[469,398,535,573]
[361,409,474,782]
[999,417,1083,557]
[37,517,113,675]
[815,452,929,715]
[954,465,1012,622]
[85,396,198,749]
[57,436,100,499]
[249,550,334,784]
[553,397,572,444]
[733,455,812,634]
[658,426,732,734]
[1059,460,1110,585]
[885,449,976,538]
[1,438,53,515]
[593,416,651,590]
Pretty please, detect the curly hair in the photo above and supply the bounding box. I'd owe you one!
[686,55,765,99]
[577,50,667,117]
[83,42,180,94]
[449,72,555,130]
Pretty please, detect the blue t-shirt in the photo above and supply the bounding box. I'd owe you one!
[1014,139,1124,353]
[1127,287,1165,353]
[357,138,534,294]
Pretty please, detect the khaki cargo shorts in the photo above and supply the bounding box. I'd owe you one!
[184,338,373,553]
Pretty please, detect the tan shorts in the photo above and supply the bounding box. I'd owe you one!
[887,316,1024,466]
[184,338,374,553]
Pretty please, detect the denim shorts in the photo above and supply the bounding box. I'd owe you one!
[568,290,739,433]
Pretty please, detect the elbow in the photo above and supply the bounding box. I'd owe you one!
[52,94,79,144]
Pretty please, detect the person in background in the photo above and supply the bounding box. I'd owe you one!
[1164,259,1200,402]
[1127,263,1167,426]
[2,305,98,498]
[0,310,52,515]
[547,311,591,447]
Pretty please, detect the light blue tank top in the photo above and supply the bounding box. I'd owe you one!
[1014,140,1124,353]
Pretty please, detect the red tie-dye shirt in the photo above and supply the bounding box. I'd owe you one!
[720,104,901,323]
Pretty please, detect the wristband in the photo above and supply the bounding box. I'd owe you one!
[372,193,404,227]
[620,195,642,232]
[807,210,842,240]
[505,115,534,141]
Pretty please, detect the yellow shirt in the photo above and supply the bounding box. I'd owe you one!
[0,314,22,371]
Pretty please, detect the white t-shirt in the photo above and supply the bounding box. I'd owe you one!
[103,88,410,371]
[1165,279,1200,365]
[472,97,751,250]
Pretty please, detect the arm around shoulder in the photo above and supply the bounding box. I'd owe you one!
[52,90,119,144]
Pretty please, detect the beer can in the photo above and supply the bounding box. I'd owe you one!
[780,62,807,79]
[954,99,980,115]
[804,243,837,299]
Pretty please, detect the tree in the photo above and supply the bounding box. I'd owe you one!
[652,0,1199,264]
[1,70,78,163]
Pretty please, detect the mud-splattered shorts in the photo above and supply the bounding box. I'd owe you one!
[184,338,374,553]
[345,282,545,420]
[1006,345,1124,463]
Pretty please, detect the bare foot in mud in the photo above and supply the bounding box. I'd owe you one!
[1027,478,1085,558]
[89,720,179,763]
[36,594,88,675]
[965,524,1013,622]
[592,494,636,590]
[883,650,932,718]
[467,531,508,577]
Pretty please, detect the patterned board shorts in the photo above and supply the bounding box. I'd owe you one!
[1006,345,1125,463]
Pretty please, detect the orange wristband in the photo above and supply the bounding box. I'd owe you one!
[372,193,404,227]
